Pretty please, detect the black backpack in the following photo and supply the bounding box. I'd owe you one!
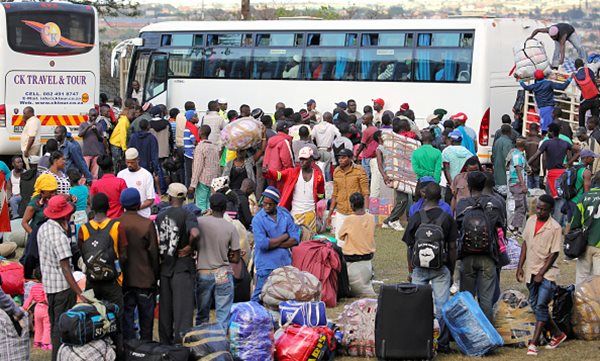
[557,164,585,200]
[80,220,118,281]
[411,208,446,269]
[459,200,495,255]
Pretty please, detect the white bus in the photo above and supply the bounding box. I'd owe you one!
[0,2,99,155]
[119,18,547,162]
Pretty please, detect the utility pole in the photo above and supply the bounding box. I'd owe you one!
[241,0,250,20]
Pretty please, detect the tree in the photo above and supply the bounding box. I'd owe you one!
[0,0,139,17]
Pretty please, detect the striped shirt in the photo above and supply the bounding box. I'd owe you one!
[183,128,196,159]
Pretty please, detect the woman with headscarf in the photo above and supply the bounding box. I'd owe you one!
[21,173,58,234]
[42,151,70,195]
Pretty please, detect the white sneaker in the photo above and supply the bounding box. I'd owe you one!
[390,221,405,232]
[381,221,391,229]
[450,283,459,295]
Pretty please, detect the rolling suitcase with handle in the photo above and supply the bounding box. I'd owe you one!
[375,283,434,360]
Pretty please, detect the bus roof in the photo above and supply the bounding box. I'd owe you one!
[139,18,532,34]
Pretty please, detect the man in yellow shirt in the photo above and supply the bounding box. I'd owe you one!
[78,193,128,356]
[109,109,134,173]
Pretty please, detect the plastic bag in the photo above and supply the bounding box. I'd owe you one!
[260,266,321,310]
[0,260,24,296]
[336,298,377,357]
[182,323,233,361]
[275,325,335,361]
[493,290,536,346]
[552,285,575,338]
[502,238,521,270]
[279,301,327,327]
[442,292,503,356]
[229,301,274,361]
[572,276,600,340]
[220,118,264,151]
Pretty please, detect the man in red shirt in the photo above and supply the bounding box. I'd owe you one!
[355,112,377,180]
[90,155,128,219]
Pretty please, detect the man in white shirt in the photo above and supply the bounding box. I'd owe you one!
[313,112,341,181]
[117,148,156,218]
[201,100,227,145]
[131,80,143,104]
[20,106,41,169]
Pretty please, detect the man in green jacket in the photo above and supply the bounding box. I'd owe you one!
[411,131,442,183]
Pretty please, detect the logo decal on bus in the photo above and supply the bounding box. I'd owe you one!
[21,20,93,49]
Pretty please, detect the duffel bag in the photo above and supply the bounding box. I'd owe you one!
[125,339,190,361]
[0,259,24,296]
[279,300,327,327]
[182,323,233,361]
[59,301,119,346]
[260,266,321,310]
[57,339,116,361]
[275,325,336,361]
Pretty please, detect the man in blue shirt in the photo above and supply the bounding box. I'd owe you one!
[54,125,92,184]
[251,186,300,302]
[519,70,571,132]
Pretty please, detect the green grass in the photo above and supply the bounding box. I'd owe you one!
[27,227,600,360]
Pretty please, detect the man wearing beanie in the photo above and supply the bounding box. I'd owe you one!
[155,183,199,344]
[251,186,300,302]
[117,188,159,342]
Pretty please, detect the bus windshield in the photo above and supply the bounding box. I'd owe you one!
[6,10,94,56]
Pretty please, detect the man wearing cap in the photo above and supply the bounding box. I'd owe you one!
[450,112,477,155]
[218,98,228,120]
[263,146,325,232]
[251,186,300,302]
[55,125,93,184]
[313,111,341,181]
[355,113,378,179]
[117,148,156,218]
[117,188,159,342]
[128,118,166,193]
[110,108,135,173]
[37,195,85,360]
[292,126,318,164]
[183,109,200,188]
[372,98,385,125]
[78,107,107,180]
[333,101,348,122]
[283,55,301,79]
[264,121,294,190]
[306,99,322,123]
[529,23,587,68]
[519,70,572,132]
[155,183,200,344]
[189,125,221,211]
[571,172,600,284]
[202,100,227,145]
[327,149,369,241]
[442,130,474,185]
[195,193,241,330]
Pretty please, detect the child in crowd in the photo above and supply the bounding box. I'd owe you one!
[23,270,51,350]
[68,169,89,234]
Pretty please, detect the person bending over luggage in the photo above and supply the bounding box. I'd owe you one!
[78,192,128,356]
[403,182,457,354]
[338,192,376,297]
[516,195,567,356]
[455,171,506,322]
[251,186,300,302]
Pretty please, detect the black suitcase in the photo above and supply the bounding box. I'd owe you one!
[375,283,434,360]
[124,339,190,361]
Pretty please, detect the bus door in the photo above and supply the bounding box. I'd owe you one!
[142,52,168,105]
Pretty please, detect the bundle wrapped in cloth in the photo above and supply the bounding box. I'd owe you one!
[221,117,264,151]
[336,298,378,357]
[229,301,274,361]
[493,290,536,346]
[572,276,600,340]
[513,39,552,80]
[260,266,322,310]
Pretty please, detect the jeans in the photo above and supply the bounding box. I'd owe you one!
[460,255,497,322]
[9,195,21,219]
[552,32,587,68]
[411,266,451,349]
[251,269,273,303]
[552,197,567,226]
[195,183,211,211]
[361,158,372,180]
[176,147,185,184]
[527,175,541,189]
[123,287,156,341]
[384,190,410,224]
[47,288,76,361]
[579,97,600,127]
[527,279,557,322]
[184,156,193,188]
[195,272,234,331]
[576,246,600,285]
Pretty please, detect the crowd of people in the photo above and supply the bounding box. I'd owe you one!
[0,55,599,359]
